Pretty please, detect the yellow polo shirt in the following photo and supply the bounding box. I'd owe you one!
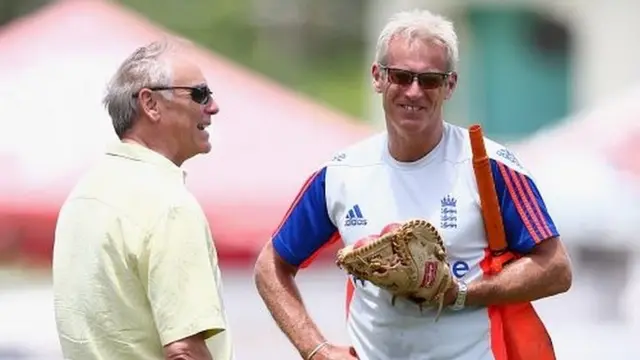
[52,142,233,360]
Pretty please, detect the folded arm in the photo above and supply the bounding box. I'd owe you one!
[466,236,572,306]
[465,158,573,306]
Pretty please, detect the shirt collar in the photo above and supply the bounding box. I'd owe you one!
[105,141,187,182]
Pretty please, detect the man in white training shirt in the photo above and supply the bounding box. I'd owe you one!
[253,9,572,360]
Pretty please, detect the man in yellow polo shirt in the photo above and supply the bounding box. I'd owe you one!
[52,40,233,359]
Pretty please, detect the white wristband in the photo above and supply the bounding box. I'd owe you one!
[305,341,329,360]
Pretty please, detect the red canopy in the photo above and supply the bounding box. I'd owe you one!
[0,0,374,266]
[512,86,640,248]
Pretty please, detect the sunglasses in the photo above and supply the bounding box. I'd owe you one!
[380,65,451,90]
[134,85,213,105]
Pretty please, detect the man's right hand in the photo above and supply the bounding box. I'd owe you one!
[313,344,358,360]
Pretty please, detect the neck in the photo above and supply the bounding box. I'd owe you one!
[122,131,185,167]
[387,121,444,163]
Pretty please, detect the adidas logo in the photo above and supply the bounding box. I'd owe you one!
[344,204,368,227]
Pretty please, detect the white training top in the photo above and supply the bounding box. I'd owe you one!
[272,122,558,360]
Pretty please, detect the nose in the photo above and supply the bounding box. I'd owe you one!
[203,98,219,115]
[404,79,424,100]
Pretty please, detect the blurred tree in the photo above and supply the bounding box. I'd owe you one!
[0,0,52,26]
[117,0,367,119]
[251,0,367,115]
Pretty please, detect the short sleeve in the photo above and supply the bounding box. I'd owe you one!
[139,206,226,346]
[272,167,339,267]
[489,155,559,254]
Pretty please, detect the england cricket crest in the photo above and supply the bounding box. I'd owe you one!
[440,195,458,229]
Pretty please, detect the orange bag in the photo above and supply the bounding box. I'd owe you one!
[469,125,556,360]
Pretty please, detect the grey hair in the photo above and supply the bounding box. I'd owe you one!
[102,40,174,139]
[374,9,459,71]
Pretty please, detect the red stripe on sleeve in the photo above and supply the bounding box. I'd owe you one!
[271,171,319,238]
[515,172,553,239]
[497,163,541,243]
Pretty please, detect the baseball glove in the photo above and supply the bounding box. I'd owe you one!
[336,219,453,319]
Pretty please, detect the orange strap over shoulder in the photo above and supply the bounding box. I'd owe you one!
[468,124,556,360]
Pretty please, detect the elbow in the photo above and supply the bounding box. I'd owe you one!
[539,237,573,296]
[554,257,573,295]
[253,246,268,290]
[252,241,295,293]
[253,264,269,295]
[253,253,274,303]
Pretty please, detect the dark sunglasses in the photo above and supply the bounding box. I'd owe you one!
[380,65,451,89]
[134,85,213,105]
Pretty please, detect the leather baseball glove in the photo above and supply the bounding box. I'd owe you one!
[336,219,453,319]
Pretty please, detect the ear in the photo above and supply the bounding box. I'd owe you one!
[137,88,161,123]
[444,72,458,100]
[372,63,385,94]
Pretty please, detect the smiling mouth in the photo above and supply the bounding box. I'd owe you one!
[197,124,208,130]
[400,104,425,112]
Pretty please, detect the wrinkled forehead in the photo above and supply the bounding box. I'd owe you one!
[386,34,450,72]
